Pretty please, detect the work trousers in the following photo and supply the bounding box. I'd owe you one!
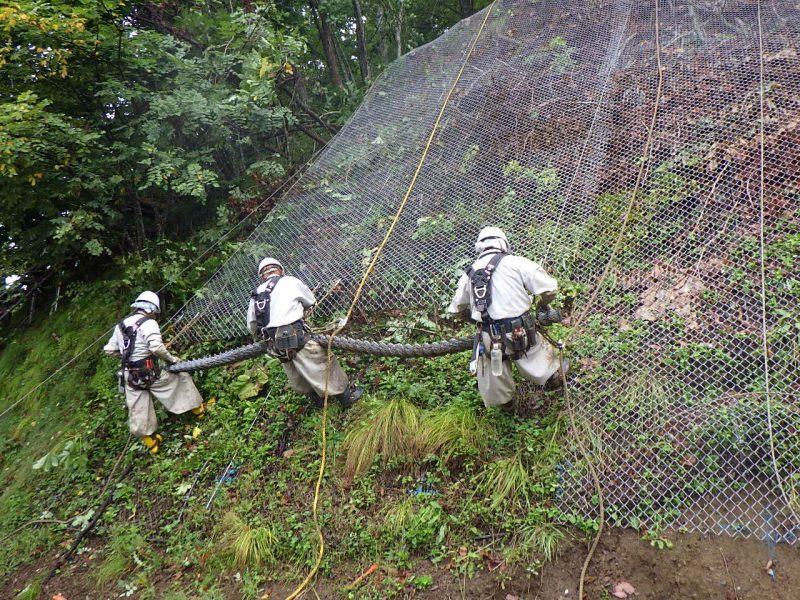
[124,371,204,437]
[475,330,560,408]
[282,340,349,397]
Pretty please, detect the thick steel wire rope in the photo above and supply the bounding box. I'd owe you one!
[558,1,666,596]
[283,5,497,599]
[167,335,473,372]
[0,158,317,423]
[756,0,800,527]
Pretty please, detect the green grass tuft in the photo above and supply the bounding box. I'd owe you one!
[473,454,531,512]
[95,525,146,586]
[515,521,564,562]
[217,511,281,569]
[14,577,41,600]
[381,496,416,538]
[342,397,424,480]
[420,399,493,462]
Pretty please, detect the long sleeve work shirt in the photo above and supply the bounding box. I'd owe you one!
[448,251,557,322]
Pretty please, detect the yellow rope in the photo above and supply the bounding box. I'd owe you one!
[283,5,497,598]
[756,0,800,527]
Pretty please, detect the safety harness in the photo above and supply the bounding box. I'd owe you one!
[118,315,160,390]
[465,252,508,322]
[251,276,307,361]
[466,252,538,362]
[252,275,281,332]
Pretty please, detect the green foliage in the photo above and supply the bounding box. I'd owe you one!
[216,511,281,569]
[95,524,147,586]
[343,397,424,479]
[0,0,477,310]
[547,36,576,73]
[642,528,674,550]
[421,398,494,461]
[505,508,565,569]
[381,495,448,553]
[13,578,41,600]
[473,454,531,512]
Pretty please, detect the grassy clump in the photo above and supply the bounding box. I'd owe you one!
[216,511,281,569]
[380,495,448,554]
[420,398,494,462]
[14,577,41,600]
[514,520,564,562]
[95,524,146,586]
[342,397,424,479]
[473,454,531,512]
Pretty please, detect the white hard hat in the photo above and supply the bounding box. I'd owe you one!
[131,290,160,313]
[475,226,509,254]
[258,257,283,275]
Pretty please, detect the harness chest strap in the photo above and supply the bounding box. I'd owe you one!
[465,251,508,320]
[118,315,152,367]
[252,276,282,328]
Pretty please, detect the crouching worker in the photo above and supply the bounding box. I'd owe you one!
[448,227,568,411]
[103,291,205,454]
[248,258,362,408]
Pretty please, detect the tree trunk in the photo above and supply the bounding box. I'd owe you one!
[352,0,371,81]
[458,0,474,18]
[333,31,354,83]
[376,6,388,63]
[309,0,344,89]
[395,0,404,59]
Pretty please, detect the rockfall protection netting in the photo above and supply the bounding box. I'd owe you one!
[174,0,800,541]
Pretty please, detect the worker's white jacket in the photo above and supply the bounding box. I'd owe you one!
[103,312,202,437]
[448,250,561,406]
[104,313,179,364]
[246,275,349,397]
[447,251,558,321]
[247,275,316,335]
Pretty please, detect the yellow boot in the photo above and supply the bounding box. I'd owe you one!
[191,403,206,420]
[141,433,163,454]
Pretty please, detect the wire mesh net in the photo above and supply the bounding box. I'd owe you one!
[174,0,800,541]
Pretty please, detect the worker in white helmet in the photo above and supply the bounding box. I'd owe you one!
[103,291,205,453]
[447,227,567,411]
[247,258,362,408]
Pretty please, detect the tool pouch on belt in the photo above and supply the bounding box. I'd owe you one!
[268,320,308,362]
[498,312,537,360]
[126,356,161,390]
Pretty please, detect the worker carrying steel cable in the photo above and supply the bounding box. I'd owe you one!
[103,291,206,453]
[448,227,568,411]
[247,257,363,408]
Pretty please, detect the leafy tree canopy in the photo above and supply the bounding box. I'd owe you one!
[0,0,486,325]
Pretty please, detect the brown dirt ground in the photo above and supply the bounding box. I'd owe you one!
[5,528,798,599]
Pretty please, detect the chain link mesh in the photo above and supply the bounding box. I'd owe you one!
[174,0,800,541]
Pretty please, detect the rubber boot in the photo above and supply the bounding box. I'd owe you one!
[191,403,206,419]
[307,390,325,409]
[141,433,163,455]
[339,386,363,408]
[544,359,571,391]
[499,399,516,414]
